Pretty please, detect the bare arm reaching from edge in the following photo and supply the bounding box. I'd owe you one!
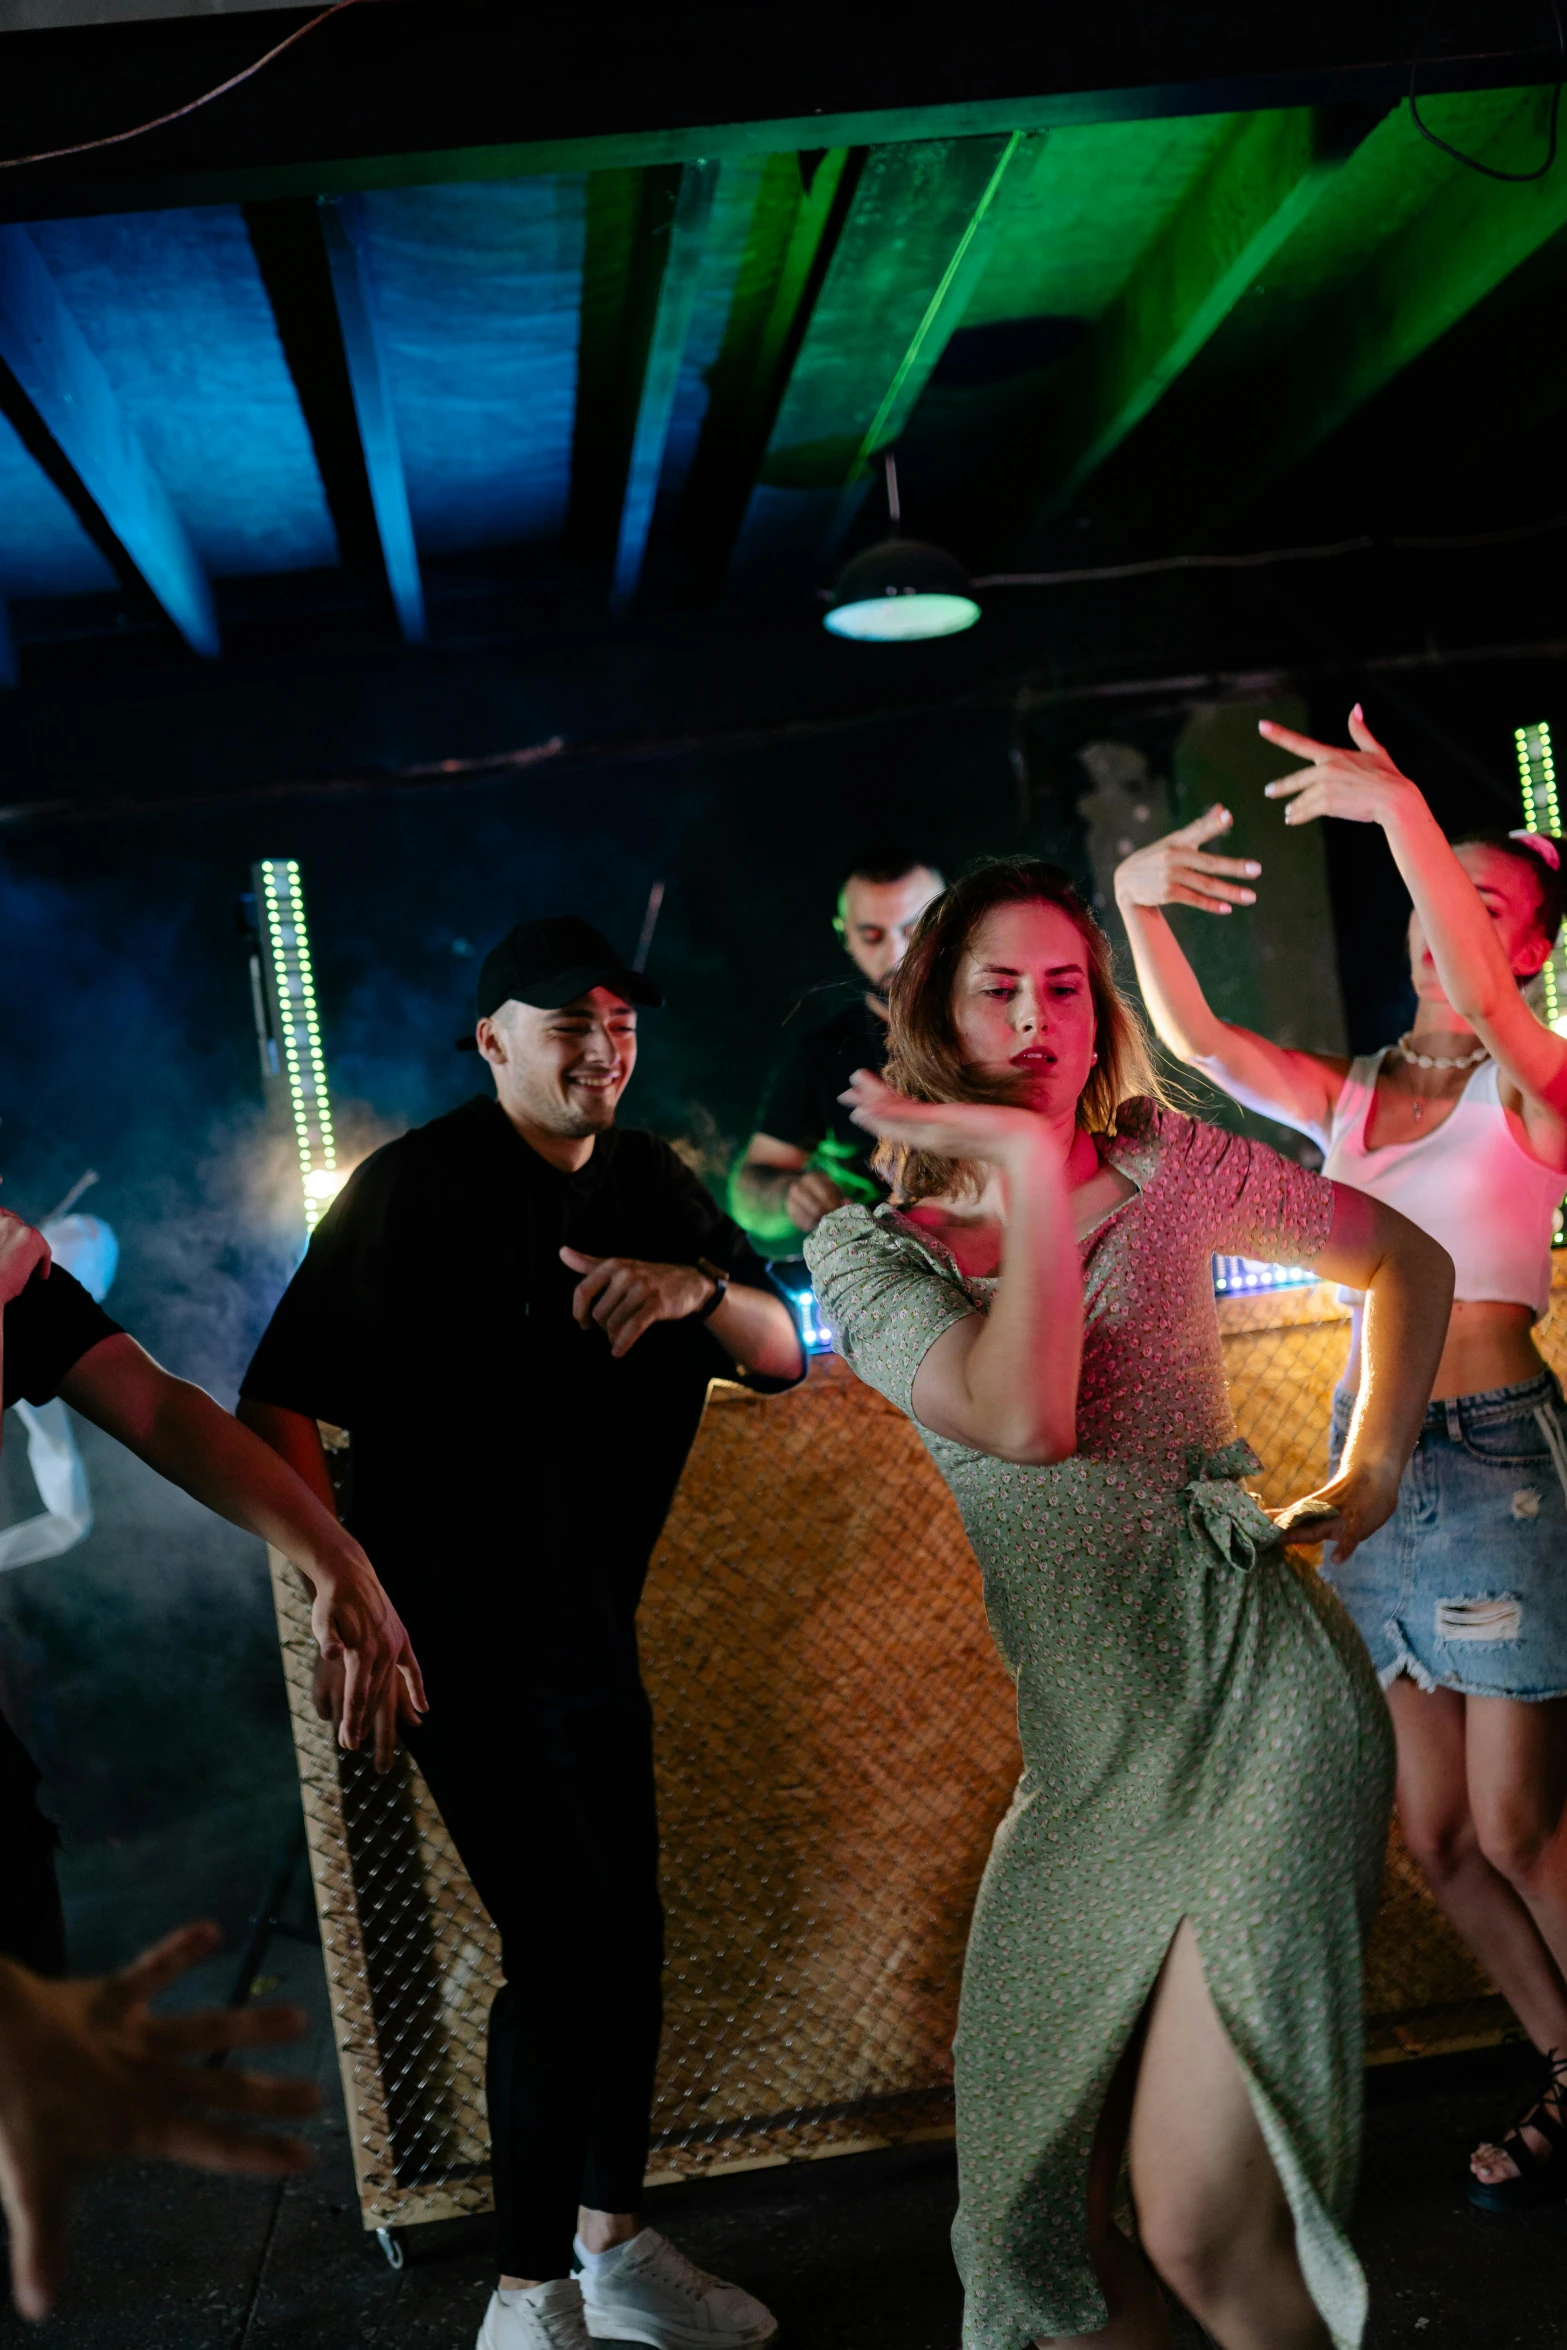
[1275,1183,1453,1558]
[60,1338,425,1769]
[839,1071,1084,1465]
[1113,809,1348,1145]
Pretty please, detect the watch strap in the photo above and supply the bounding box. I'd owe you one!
[693,1256,730,1320]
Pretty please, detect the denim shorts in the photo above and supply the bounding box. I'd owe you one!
[1323,1370,1567,1701]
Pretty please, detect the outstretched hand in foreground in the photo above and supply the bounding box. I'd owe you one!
[0,1921,319,2321]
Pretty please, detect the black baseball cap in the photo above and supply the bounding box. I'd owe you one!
[456,915,663,1048]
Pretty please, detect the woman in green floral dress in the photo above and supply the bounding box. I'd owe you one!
[804,860,1452,2350]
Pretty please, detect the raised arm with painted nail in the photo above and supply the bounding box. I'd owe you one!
[1113,803,1349,1143]
[1258,707,1567,1168]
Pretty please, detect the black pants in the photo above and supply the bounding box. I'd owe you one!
[406,1685,664,2282]
[0,1709,65,1978]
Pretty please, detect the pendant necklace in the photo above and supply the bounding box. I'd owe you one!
[1394,1032,1489,1125]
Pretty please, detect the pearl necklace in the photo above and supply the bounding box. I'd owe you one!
[1395,1032,1490,1070]
[1394,1032,1489,1124]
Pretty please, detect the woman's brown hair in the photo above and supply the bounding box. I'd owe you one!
[875,857,1168,1205]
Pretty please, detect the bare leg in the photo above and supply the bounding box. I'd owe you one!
[1461,1695,1567,2185]
[1129,1922,1328,2350]
[1035,2021,1170,2349]
[1466,1695,1567,1957]
[1385,1682,1567,2057]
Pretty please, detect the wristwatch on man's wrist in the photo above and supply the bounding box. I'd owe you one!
[692,1257,730,1320]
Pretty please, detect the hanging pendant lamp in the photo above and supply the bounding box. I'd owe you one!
[823,453,980,642]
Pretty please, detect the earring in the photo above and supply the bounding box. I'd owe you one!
[1090,1051,1099,1065]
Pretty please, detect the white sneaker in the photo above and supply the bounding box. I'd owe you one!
[477,2277,592,2350]
[578,2228,778,2347]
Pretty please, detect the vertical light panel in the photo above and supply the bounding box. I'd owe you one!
[255,858,339,1232]
[1515,721,1564,1030]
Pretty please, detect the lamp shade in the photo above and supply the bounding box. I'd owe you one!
[824,536,980,641]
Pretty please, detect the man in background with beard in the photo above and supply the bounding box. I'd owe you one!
[238,916,801,2350]
[730,848,944,1255]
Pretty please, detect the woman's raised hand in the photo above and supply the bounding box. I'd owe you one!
[1260,705,1416,827]
[840,1069,1054,1170]
[1112,806,1260,916]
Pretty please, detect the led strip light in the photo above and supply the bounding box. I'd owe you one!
[1515,721,1563,1029]
[256,859,339,1231]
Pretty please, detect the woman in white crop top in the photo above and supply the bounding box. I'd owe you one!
[1115,705,1567,2217]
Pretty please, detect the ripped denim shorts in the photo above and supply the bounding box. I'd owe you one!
[1323,1370,1567,1701]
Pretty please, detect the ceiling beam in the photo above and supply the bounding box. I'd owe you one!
[243,195,391,601]
[316,192,425,643]
[0,8,1560,224]
[1152,85,1567,539]
[819,127,1041,560]
[0,223,217,654]
[978,108,1342,561]
[724,133,1035,595]
[675,148,864,602]
[568,164,684,597]
[608,156,720,616]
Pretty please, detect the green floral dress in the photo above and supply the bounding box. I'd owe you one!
[804,1104,1393,2350]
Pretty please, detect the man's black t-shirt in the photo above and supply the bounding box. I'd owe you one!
[755,993,891,1209]
[240,1097,798,1705]
[3,1266,121,1409]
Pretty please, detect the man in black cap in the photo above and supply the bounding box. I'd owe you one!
[238,917,801,2350]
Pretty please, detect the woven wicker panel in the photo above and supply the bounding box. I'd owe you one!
[276,1265,1567,2228]
[270,1555,503,2227]
[637,1353,1019,2180]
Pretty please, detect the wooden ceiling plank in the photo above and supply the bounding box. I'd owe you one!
[1159,85,1567,538]
[0,222,217,654]
[243,195,388,598]
[317,193,425,643]
[994,108,1337,550]
[568,163,685,597]
[608,156,720,616]
[724,134,1026,595]
[675,148,862,599]
[820,127,1043,559]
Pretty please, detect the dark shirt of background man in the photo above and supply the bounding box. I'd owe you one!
[754,989,891,1211]
[733,853,945,1256]
[239,1098,796,1706]
[1,1268,123,1975]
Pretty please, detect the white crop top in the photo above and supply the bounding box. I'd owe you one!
[1321,1052,1563,1314]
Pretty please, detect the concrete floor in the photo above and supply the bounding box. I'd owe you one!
[2,1902,1566,2350]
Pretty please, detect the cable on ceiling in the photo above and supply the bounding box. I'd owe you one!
[972,512,1567,589]
[0,0,367,173]
[1408,1,1564,181]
